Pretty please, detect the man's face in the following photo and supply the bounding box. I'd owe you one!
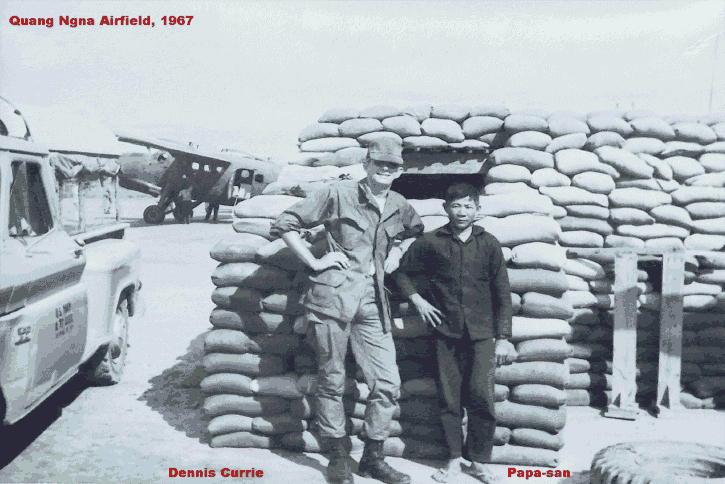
[445,196,479,231]
[364,158,403,187]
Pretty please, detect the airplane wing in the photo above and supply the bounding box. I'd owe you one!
[114,130,234,169]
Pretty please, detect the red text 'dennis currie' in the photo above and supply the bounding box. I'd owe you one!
[509,468,571,479]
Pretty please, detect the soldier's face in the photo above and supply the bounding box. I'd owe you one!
[364,158,403,187]
[445,196,478,230]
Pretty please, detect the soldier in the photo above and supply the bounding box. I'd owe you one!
[270,138,423,484]
[205,201,220,221]
[393,182,517,483]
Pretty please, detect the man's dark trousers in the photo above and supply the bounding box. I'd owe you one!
[435,332,497,462]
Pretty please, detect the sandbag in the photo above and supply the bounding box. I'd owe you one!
[407,198,445,217]
[506,131,552,150]
[695,251,725,268]
[511,242,567,271]
[565,205,609,220]
[530,168,571,188]
[360,105,402,120]
[300,137,361,152]
[232,218,276,240]
[559,230,604,248]
[507,269,569,296]
[552,206,568,219]
[201,373,255,395]
[252,374,304,400]
[545,132,587,154]
[203,394,288,417]
[356,131,404,148]
[660,141,705,158]
[563,291,598,309]
[695,269,725,284]
[375,116,420,138]
[587,116,633,136]
[666,156,706,180]
[555,149,618,177]
[402,104,431,122]
[558,216,613,236]
[494,400,566,434]
[204,330,299,355]
[689,377,725,399]
[637,153,674,180]
[697,327,725,345]
[299,123,341,142]
[261,292,304,315]
[622,137,665,155]
[420,118,464,143]
[671,186,725,205]
[326,147,367,167]
[539,186,608,207]
[609,188,672,210]
[680,392,704,409]
[421,215,449,232]
[510,384,567,409]
[485,164,532,184]
[209,309,290,334]
[495,384,510,402]
[594,146,654,179]
[700,153,725,173]
[701,113,725,125]
[571,172,615,194]
[338,118,383,138]
[483,182,538,196]
[476,214,561,246]
[649,205,692,227]
[479,131,510,147]
[211,262,291,290]
[568,343,610,359]
[684,281,722,296]
[567,307,599,326]
[402,136,448,149]
[430,104,469,122]
[490,445,559,468]
[470,105,510,119]
[683,295,717,311]
[548,118,590,138]
[511,428,564,451]
[565,389,597,406]
[609,207,655,225]
[567,358,591,373]
[490,147,555,170]
[585,131,626,150]
[563,259,606,280]
[685,234,725,250]
[504,114,548,134]
[210,235,269,263]
[462,116,504,138]
[511,317,571,341]
[318,108,359,124]
[690,217,725,235]
[615,177,668,192]
[705,141,725,153]
[208,414,254,436]
[515,339,572,362]
[629,117,676,140]
[211,287,264,312]
[251,415,307,435]
[204,352,287,377]
[673,123,717,144]
[495,362,568,388]
[209,431,273,449]
[605,234,645,248]
[512,293,522,315]
[644,237,685,251]
[521,293,574,319]
[566,274,590,291]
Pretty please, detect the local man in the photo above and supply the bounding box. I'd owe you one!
[393,182,517,484]
[270,138,423,484]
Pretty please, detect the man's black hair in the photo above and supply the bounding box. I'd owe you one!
[444,182,480,206]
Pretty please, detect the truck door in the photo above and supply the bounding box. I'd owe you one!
[1,157,88,408]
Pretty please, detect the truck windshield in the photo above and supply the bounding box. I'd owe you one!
[8,161,53,237]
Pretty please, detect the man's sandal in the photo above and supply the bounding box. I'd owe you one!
[461,464,501,483]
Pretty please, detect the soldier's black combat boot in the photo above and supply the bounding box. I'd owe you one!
[326,437,354,484]
[358,439,411,484]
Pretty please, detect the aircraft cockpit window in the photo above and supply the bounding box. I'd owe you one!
[8,161,53,238]
[254,174,264,183]
[192,162,200,170]
[216,166,222,173]
[203,165,211,172]
[241,170,250,179]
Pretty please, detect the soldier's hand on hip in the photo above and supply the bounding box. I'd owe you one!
[495,339,517,366]
[312,252,350,272]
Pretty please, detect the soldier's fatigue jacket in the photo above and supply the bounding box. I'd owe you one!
[270,179,423,332]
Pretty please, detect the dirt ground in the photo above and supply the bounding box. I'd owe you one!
[1,197,723,484]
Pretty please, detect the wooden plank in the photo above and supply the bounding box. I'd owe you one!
[77,178,86,233]
[567,247,684,259]
[656,253,686,416]
[605,252,641,420]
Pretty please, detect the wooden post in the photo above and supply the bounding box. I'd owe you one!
[114,175,120,221]
[77,178,86,234]
[604,252,641,420]
[656,253,686,415]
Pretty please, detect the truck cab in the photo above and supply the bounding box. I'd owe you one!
[0,134,142,425]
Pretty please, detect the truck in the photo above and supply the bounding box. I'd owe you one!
[0,133,142,425]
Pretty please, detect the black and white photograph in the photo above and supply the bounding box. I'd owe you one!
[2,1,725,483]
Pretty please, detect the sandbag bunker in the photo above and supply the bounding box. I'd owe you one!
[204,104,725,468]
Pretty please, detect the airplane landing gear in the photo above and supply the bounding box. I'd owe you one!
[143,205,166,224]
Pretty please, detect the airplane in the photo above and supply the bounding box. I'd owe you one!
[114,131,282,224]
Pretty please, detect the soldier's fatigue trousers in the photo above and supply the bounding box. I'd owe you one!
[436,334,497,462]
[307,277,401,441]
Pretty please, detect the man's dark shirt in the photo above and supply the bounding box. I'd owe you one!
[394,223,512,341]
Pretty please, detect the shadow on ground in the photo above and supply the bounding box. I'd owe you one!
[560,470,590,484]
[0,374,90,469]
[138,332,209,442]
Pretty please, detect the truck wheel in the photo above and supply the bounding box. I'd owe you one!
[88,299,129,385]
[590,441,725,484]
[143,205,165,224]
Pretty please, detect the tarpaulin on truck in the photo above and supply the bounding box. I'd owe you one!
[50,152,120,180]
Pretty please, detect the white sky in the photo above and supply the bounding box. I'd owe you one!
[2,0,725,158]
